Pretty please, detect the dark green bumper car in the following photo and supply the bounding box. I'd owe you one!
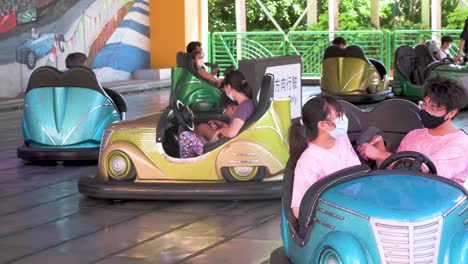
[392,44,468,108]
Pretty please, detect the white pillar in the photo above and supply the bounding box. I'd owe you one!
[329,0,335,31]
[421,0,430,28]
[371,0,380,28]
[201,0,209,52]
[431,0,441,30]
[235,0,246,32]
[307,0,317,26]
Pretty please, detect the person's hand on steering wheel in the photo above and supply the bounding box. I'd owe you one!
[379,151,437,175]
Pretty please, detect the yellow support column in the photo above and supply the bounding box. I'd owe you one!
[150,0,204,68]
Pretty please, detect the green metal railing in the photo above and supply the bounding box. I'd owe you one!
[210,29,462,77]
[393,29,462,60]
[211,32,286,73]
[287,30,385,76]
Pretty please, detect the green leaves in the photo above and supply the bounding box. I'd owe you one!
[208,0,467,32]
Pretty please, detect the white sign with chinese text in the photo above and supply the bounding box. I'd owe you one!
[265,63,302,118]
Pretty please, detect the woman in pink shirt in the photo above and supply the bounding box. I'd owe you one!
[358,76,468,185]
[290,95,360,218]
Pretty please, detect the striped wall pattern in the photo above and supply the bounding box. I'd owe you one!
[91,0,150,82]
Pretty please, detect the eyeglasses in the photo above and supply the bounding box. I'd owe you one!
[418,100,447,114]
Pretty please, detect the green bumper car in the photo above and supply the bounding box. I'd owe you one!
[393,44,468,108]
[170,52,222,112]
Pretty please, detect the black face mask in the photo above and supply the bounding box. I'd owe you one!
[419,109,448,129]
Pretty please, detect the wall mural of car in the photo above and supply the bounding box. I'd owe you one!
[16,32,55,69]
[270,99,467,264]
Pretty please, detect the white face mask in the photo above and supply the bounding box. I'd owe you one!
[197,59,205,68]
[226,92,235,101]
[448,44,452,50]
[328,114,348,139]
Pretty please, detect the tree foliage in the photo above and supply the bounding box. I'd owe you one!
[208,0,306,32]
[209,0,468,32]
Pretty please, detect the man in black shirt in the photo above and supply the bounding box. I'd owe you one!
[454,17,468,64]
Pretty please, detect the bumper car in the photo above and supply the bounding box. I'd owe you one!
[393,44,468,108]
[321,45,391,103]
[170,52,222,112]
[78,74,291,200]
[270,99,468,264]
[17,66,126,161]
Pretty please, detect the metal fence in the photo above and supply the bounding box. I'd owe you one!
[210,32,286,74]
[210,30,462,77]
[287,30,385,76]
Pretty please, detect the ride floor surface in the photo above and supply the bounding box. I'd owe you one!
[0,86,467,264]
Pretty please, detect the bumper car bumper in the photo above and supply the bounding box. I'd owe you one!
[78,174,282,200]
[17,145,99,161]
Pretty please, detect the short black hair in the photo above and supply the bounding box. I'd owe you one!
[65,52,87,68]
[186,41,202,54]
[441,35,453,45]
[332,36,347,46]
[423,75,467,111]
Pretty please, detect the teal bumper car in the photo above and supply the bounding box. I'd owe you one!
[17,66,126,161]
[270,99,467,264]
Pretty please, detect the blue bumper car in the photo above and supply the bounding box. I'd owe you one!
[270,99,467,264]
[17,66,127,161]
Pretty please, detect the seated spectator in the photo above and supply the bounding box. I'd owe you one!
[439,35,453,60]
[332,36,347,49]
[358,76,468,185]
[186,41,219,76]
[179,70,254,158]
[65,52,87,69]
[290,95,360,218]
[191,50,222,88]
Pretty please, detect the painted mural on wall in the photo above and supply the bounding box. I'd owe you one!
[0,0,150,98]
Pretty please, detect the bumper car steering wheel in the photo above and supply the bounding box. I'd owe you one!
[441,57,455,64]
[174,100,195,131]
[379,151,437,174]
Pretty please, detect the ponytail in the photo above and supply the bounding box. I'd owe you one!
[288,95,343,169]
[240,80,252,98]
[288,120,308,169]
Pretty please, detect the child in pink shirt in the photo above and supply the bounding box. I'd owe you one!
[358,76,468,185]
[290,95,360,218]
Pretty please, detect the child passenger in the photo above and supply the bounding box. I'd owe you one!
[290,95,360,218]
[179,70,254,158]
[358,76,468,185]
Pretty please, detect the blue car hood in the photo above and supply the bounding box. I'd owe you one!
[321,174,466,221]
